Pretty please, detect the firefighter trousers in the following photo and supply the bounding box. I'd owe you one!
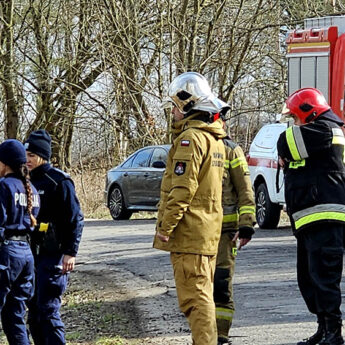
[170,252,217,345]
[214,230,237,341]
[297,223,345,320]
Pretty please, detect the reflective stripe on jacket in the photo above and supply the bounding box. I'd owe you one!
[222,138,255,231]
[292,203,345,230]
[277,110,345,234]
[153,114,226,255]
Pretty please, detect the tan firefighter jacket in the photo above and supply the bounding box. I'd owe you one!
[153,114,226,255]
[222,137,255,232]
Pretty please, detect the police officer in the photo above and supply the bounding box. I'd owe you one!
[277,88,345,345]
[153,72,227,345]
[215,117,256,345]
[24,129,84,345]
[0,139,40,345]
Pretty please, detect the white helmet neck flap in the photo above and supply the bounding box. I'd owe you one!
[167,72,230,115]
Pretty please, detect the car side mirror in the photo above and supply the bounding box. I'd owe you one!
[152,161,166,169]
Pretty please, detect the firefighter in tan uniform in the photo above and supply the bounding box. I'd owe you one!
[214,117,255,345]
[153,72,228,345]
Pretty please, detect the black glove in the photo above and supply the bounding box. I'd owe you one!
[238,226,255,240]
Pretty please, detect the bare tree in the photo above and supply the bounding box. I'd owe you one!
[0,0,340,169]
[0,0,20,138]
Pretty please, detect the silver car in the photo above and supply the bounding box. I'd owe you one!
[104,144,171,220]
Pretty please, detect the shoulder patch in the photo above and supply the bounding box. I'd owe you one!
[174,162,186,175]
[181,140,190,147]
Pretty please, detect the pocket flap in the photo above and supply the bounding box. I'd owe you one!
[173,152,193,161]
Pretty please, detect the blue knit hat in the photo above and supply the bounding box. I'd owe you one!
[0,139,27,168]
[24,129,52,161]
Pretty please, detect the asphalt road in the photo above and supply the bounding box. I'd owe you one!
[76,219,345,345]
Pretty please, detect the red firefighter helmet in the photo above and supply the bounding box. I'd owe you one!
[282,88,330,124]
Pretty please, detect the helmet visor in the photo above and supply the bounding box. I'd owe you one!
[281,102,291,115]
[194,96,230,114]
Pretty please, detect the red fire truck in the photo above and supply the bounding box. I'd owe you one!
[287,15,345,120]
[248,16,345,229]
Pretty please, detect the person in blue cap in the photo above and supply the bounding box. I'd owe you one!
[24,129,84,345]
[0,139,40,345]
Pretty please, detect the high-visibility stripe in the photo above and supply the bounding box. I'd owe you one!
[289,159,305,169]
[239,206,255,215]
[286,126,308,161]
[286,127,301,160]
[331,128,345,163]
[293,203,345,220]
[230,156,247,168]
[332,127,345,144]
[223,205,237,214]
[295,212,345,229]
[332,127,344,139]
[292,126,308,158]
[223,213,238,223]
[224,160,230,169]
[332,136,345,145]
[216,307,234,321]
[292,203,345,229]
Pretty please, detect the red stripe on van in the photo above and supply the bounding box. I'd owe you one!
[247,157,278,169]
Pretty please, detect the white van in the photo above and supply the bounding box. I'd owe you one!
[247,123,287,229]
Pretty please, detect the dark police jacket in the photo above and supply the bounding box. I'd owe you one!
[0,174,40,238]
[30,163,83,256]
[277,110,345,234]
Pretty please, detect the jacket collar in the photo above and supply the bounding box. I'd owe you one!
[171,112,226,140]
[317,110,344,126]
[30,163,51,178]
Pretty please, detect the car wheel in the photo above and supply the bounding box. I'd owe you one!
[109,187,132,220]
[255,183,281,229]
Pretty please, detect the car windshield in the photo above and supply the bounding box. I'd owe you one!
[254,125,286,150]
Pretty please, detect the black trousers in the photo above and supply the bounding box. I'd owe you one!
[297,223,345,320]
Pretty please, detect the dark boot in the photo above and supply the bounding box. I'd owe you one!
[297,317,325,345]
[218,336,232,345]
[319,317,344,345]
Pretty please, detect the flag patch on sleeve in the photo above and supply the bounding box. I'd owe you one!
[181,140,190,146]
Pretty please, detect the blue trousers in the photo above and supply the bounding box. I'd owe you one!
[0,240,34,345]
[28,254,68,345]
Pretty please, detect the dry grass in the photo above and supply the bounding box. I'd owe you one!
[71,168,112,220]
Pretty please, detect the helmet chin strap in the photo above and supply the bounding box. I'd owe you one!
[182,101,195,116]
[305,111,317,123]
[184,110,215,123]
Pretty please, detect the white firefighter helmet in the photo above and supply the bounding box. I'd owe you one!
[163,72,230,115]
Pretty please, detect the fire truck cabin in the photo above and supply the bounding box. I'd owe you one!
[286,16,345,120]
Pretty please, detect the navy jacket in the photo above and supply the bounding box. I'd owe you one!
[0,173,40,237]
[30,164,84,256]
